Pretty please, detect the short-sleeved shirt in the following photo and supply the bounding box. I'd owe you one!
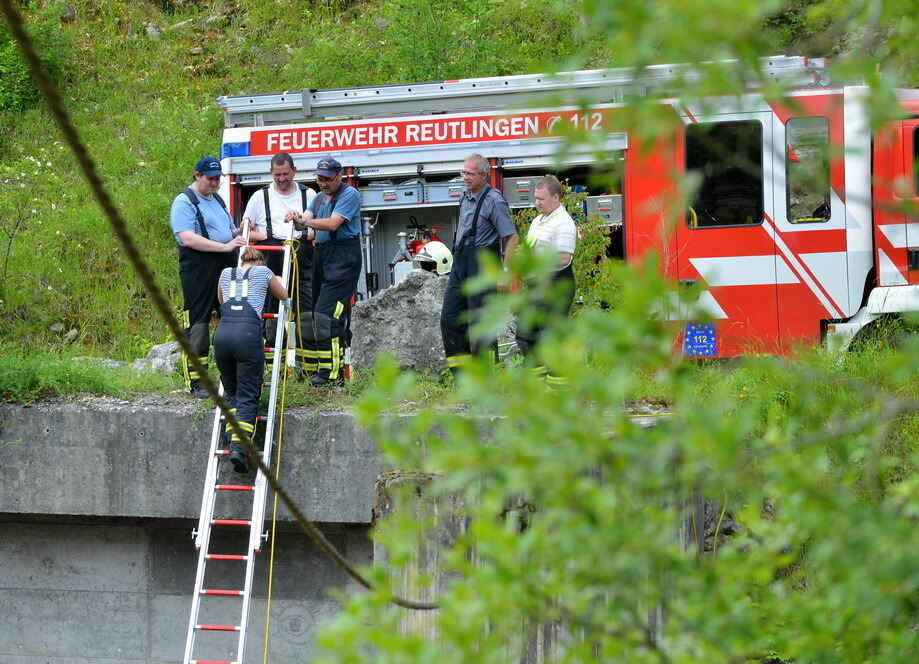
[170,190,234,246]
[243,184,317,241]
[312,183,362,244]
[218,265,274,318]
[526,205,577,269]
[455,186,516,248]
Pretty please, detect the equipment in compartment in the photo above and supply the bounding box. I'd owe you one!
[585,194,623,226]
[389,232,414,285]
[503,176,537,208]
[359,178,424,208]
[424,177,465,204]
[387,216,447,286]
[367,207,459,291]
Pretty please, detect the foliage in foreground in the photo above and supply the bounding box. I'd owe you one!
[315,259,919,664]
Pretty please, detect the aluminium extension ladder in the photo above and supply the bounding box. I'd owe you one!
[218,55,829,127]
[182,237,296,664]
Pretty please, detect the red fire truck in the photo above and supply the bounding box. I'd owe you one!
[216,56,919,357]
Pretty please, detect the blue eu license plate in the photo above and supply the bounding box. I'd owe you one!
[683,322,717,357]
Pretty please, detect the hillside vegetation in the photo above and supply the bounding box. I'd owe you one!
[0,0,606,361]
[0,0,913,367]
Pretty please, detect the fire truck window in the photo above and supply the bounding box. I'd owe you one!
[786,117,830,223]
[686,120,763,228]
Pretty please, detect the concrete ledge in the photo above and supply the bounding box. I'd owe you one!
[0,398,379,524]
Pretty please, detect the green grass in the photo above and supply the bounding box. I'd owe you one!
[0,343,181,403]
[0,0,612,365]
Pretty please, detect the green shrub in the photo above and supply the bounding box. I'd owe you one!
[0,2,75,114]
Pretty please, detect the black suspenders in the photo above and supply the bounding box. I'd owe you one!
[263,184,309,239]
[454,185,490,252]
[183,187,231,239]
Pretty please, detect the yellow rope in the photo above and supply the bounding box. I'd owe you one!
[0,1,436,611]
[263,241,298,662]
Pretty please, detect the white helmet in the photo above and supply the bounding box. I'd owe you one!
[413,240,452,275]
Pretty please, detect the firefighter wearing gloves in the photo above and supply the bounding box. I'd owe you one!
[170,156,246,398]
[243,152,317,371]
[514,175,577,386]
[292,156,362,387]
[440,153,519,373]
[214,247,290,473]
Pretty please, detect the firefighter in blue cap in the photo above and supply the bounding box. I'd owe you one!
[170,156,246,398]
[292,157,363,386]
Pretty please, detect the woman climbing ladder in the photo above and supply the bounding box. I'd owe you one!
[213,246,290,472]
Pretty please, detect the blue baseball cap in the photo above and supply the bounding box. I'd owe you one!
[315,156,342,177]
[194,156,223,176]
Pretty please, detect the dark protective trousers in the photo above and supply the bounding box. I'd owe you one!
[440,243,500,370]
[213,301,264,452]
[257,239,316,372]
[179,247,236,389]
[513,263,576,356]
[309,237,361,380]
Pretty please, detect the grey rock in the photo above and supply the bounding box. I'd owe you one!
[50,322,64,333]
[63,328,78,344]
[145,23,160,40]
[132,341,181,376]
[351,269,447,374]
[189,46,204,56]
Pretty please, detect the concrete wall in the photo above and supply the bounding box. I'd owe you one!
[0,398,379,523]
[0,399,379,663]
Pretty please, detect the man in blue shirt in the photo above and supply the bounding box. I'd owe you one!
[293,157,362,386]
[170,156,245,398]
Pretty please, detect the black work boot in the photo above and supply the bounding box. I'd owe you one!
[310,371,331,387]
[189,380,210,399]
[228,447,250,474]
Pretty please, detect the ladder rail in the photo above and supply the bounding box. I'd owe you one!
[250,242,292,554]
[183,465,219,664]
[193,223,251,551]
[184,230,294,664]
[194,387,226,550]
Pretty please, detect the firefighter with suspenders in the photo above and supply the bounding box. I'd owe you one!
[242,152,317,373]
[441,153,519,373]
[292,156,363,386]
[170,156,246,398]
[213,246,290,472]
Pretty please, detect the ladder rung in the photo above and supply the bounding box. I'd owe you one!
[191,660,235,664]
[212,519,252,527]
[196,624,241,632]
[205,554,249,561]
[215,484,255,492]
[251,244,285,251]
[262,313,278,319]
[215,449,230,457]
[264,347,274,352]
[201,588,245,596]
[255,415,267,422]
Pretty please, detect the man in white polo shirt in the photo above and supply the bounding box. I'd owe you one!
[515,175,577,387]
[244,152,317,371]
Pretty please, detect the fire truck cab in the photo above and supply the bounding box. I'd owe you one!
[217,56,919,358]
